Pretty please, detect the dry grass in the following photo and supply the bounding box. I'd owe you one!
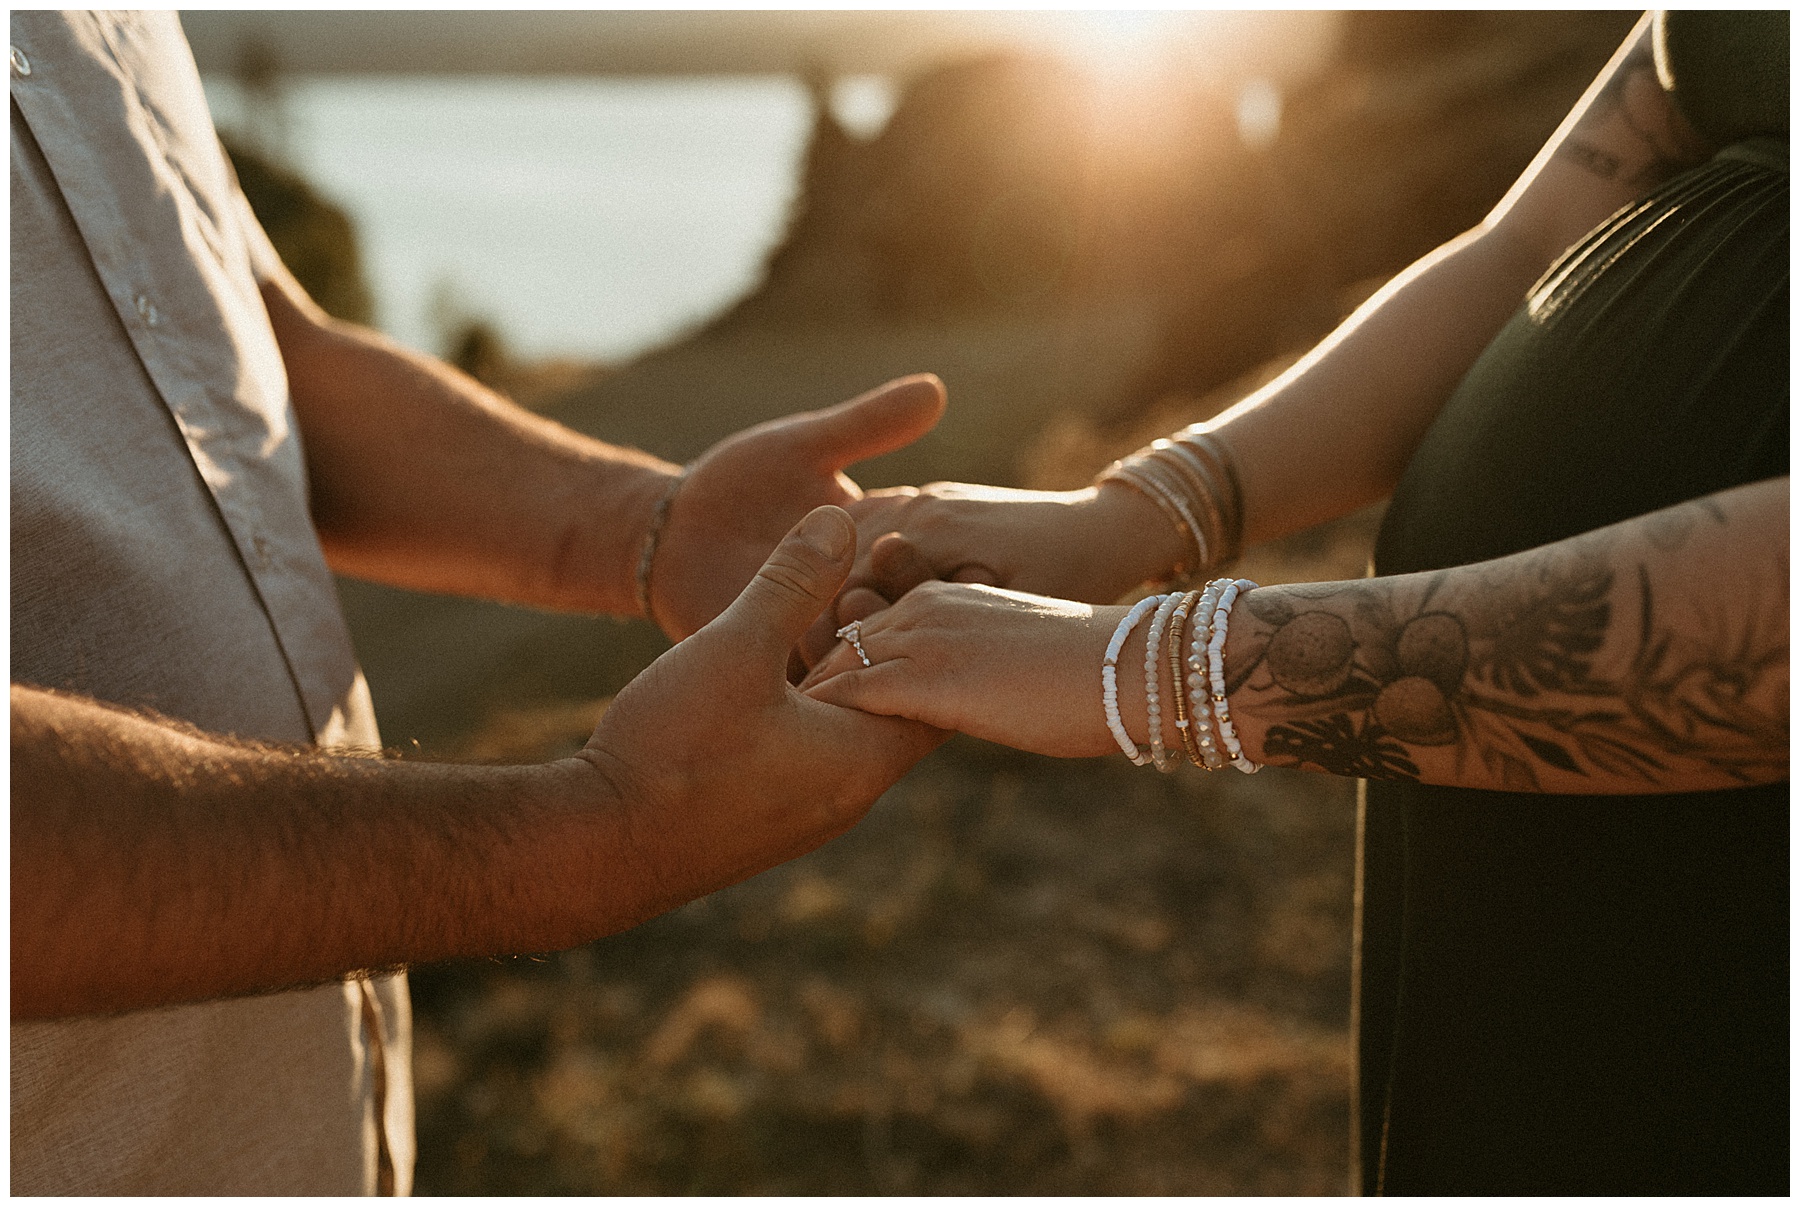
[409,740,1360,1194]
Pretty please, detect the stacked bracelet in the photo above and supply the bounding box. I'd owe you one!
[1103,462,1206,579]
[1097,426,1246,586]
[1103,580,1259,775]
[1186,579,1230,770]
[1206,577,1260,773]
[1166,591,1205,768]
[1173,431,1246,569]
[1103,594,1165,765]
[1142,593,1185,772]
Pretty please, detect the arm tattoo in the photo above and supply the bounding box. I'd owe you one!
[1556,42,1709,190]
[1231,499,1787,790]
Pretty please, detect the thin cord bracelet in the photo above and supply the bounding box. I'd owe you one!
[1103,594,1165,765]
[633,469,688,627]
[1178,433,1246,567]
[1159,441,1230,570]
[1133,458,1212,582]
[1143,592,1185,773]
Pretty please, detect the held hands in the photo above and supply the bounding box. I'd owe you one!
[649,375,947,641]
[800,580,1134,759]
[799,480,1187,666]
[581,507,945,921]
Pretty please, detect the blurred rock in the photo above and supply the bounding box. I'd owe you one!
[223,135,375,326]
[689,10,1638,422]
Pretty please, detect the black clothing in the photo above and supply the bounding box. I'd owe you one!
[1359,11,1789,1195]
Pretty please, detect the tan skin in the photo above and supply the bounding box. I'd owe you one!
[262,267,949,637]
[15,507,946,1021]
[800,16,1787,791]
[14,241,953,1019]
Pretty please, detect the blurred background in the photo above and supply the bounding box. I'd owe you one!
[184,9,1638,1193]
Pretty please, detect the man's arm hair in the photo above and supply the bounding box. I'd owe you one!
[10,683,632,1018]
[258,270,679,617]
[11,509,943,1022]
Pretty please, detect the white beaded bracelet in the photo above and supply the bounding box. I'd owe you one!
[1186,580,1229,770]
[1103,594,1165,765]
[1206,577,1261,773]
[1142,592,1185,773]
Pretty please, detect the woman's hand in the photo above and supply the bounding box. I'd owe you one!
[848,481,1186,605]
[801,581,1134,759]
[798,481,1187,665]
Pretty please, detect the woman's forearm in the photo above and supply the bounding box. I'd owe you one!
[1223,477,1788,792]
[1201,222,1551,549]
[806,478,1786,795]
[1185,15,1707,553]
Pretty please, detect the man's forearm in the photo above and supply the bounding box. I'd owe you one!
[12,507,947,1021]
[263,276,677,616]
[10,685,643,1019]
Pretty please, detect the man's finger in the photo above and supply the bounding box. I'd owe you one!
[948,564,1003,586]
[833,586,890,626]
[719,506,856,670]
[798,609,845,670]
[869,533,941,600]
[789,375,947,472]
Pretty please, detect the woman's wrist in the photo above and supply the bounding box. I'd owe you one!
[1100,580,1265,769]
[1080,483,1193,595]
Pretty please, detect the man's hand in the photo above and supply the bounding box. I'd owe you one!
[12,507,944,1020]
[586,505,947,919]
[649,375,947,641]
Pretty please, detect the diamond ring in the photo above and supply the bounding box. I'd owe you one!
[835,620,872,667]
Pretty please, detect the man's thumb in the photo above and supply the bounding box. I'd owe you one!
[721,506,856,663]
[795,374,947,471]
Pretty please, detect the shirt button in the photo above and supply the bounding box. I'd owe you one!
[252,534,273,569]
[10,47,30,77]
[135,294,159,326]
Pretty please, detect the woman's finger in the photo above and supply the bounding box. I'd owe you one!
[803,659,916,718]
[948,563,1002,586]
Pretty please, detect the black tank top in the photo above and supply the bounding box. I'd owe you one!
[1357,11,1788,1194]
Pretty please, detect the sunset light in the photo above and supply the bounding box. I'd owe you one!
[33,7,1736,1198]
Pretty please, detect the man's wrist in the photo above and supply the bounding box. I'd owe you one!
[630,467,688,624]
[561,457,681,618]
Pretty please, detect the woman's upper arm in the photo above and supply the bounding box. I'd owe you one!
[1483,12,1713,266]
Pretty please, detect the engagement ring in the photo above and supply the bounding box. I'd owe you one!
[835,620,873,667]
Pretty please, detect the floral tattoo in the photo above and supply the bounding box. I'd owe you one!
[1228,500,1787,789]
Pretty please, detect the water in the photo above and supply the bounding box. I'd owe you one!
[202,75,886,363]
